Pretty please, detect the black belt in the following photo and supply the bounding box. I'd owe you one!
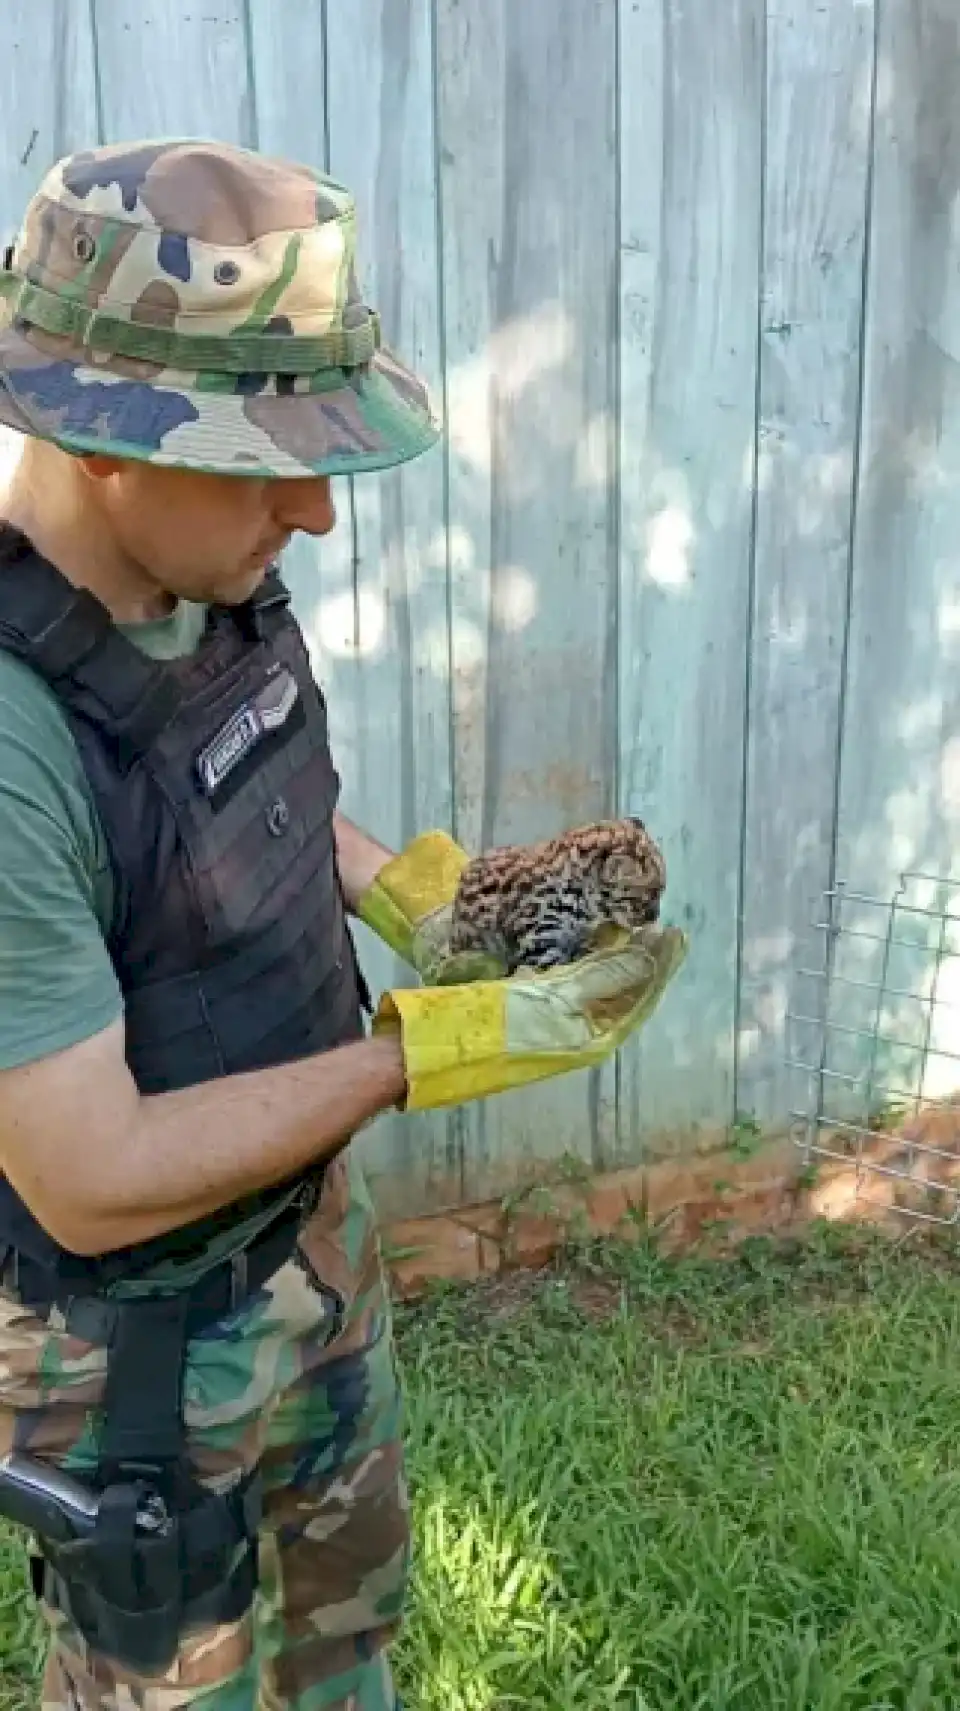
[0,1195,307,1346]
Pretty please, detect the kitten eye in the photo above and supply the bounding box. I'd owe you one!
[603,853,631,882]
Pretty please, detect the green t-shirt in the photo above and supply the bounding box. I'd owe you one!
[0,599,207,1071]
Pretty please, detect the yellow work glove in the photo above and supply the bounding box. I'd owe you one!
[356,829,494,983]
[372,922,688,1111]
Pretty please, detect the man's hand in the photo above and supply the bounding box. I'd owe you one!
[332,812,395,912]
[0,1020,406,1257]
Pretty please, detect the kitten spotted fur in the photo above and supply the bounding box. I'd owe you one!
[448,817,666,976]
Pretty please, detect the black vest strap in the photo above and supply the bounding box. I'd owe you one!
[0,542,112,674]
[224,567,293,644]
[248,567,291,617]
[100,1297,189,1477]
[0,529,183,764]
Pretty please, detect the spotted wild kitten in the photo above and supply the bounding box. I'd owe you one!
[446,817,666,978]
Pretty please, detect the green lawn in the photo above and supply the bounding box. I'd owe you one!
[4,1223,960,1708]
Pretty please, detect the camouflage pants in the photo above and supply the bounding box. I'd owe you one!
[0,1151,409,1711]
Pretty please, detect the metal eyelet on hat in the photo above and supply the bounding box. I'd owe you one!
[214,259,240,286]
[73,230,96,263]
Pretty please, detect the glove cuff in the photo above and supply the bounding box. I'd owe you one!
[372,980,515,1109]
[372,925,689,1111]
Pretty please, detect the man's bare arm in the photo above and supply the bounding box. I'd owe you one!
[0,1020,406,1258]
[333,812,394,912]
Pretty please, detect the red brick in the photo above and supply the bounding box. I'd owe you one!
[384,1215,481,1299]
[451,1203,505,1241]
[584,1168,646,1232]
[503,1211,561,1270]
[477,1233,503,1274]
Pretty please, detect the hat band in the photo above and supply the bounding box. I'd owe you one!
[0,271,381,375]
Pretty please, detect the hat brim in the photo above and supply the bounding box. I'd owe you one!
[0,319,440,479]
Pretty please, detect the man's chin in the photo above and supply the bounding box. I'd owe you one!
[202,565,272,607]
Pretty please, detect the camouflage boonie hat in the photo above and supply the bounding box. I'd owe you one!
[0,138,440,479]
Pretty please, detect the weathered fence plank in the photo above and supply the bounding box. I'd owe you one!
[308,1,459,1213]
[434,0,621,1198]
[736,0,876,1130]
[245,1,327,168]
[92,2,255,146]
[826,0,960,1115]
[0,1,99,243]
[836,0,960,894]
[617,0,764,1153]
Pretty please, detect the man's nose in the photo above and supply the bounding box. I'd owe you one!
[271,477,336,536]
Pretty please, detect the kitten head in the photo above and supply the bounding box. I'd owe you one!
[593,818,666,929]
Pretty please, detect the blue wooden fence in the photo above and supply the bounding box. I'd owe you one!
[1,0,957,1219]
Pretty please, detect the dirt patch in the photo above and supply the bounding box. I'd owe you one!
[566,1273,624,1320]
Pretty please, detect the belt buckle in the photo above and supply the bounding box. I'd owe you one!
[0,1247,25,1304]
[229,1250,249,1311]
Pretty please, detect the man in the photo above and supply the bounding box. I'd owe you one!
[0,139,685,1710]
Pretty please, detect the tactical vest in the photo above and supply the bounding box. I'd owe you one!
[0,524,369,1289]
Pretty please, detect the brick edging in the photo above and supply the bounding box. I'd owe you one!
[381,1136,805,1299]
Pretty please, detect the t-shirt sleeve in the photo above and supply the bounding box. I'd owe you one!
[0,661,123,1070]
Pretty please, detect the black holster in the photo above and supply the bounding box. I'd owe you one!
[31,1291,262,1675]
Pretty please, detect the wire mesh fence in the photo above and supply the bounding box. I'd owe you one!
[786,871,960,1227]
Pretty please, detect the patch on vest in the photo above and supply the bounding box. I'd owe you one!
[195,667,300,796]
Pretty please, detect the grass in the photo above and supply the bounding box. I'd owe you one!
[4,1221,960,1707]
[391,1221,960,1709]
